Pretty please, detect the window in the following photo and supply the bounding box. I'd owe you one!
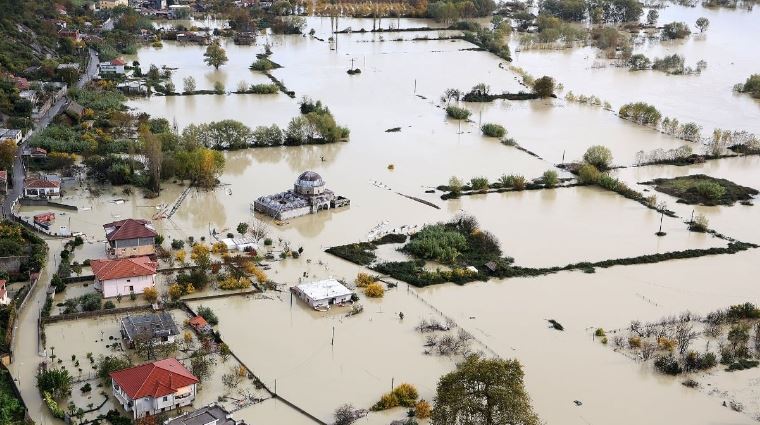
[163,396,168,401]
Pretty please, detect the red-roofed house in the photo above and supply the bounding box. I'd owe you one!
[98,58,126,75]
[110,358,198,418]
[91,256,157,298]
[103,218,158,259]
[188,316,212,334]
[23,177,61,198]
[0,280,9,305]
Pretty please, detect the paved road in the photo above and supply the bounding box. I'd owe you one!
[2,48,98,218]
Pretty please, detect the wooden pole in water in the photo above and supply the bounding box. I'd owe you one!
[331,326,335,346]
[414,79,416,94]
[391,377,394,392]
[274,379,277,395]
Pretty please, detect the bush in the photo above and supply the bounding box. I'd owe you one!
[542,170,559,187]
[446,105,471,120]
[171,239,185,250]
[737,74,760,98]
[247,83,279,94]
[662,22,691,40]
[103,301,115,309]
[577,163,601,184]
[594,328,606,337]
[628,336,641,348]
[355,273,376,288]
[532,76,555,98]
[405,225,467,264]
[480,123,506,138]
[470,177,489,191]
[618,102,662,127]
[250,58,279,71]
[654,354,683,375]
[197,306,219,326]
[143,287,158,303]
[364,282,385,298]
[583,145,613,170]
[393,383,419,407]
[80,383,92,393]
[694,181,726,200]
[598,174,619,191]
[414,399,432,419]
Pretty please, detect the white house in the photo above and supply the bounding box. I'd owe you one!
[292,279,354,310]
[110,358,198,419]
[0,128,23,144]
[90,255,157,298]
[98,58,126,75]
[0,280,9,305]
[23,177,61,198]
[220,237,257,252]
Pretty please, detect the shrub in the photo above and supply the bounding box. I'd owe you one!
[628,336,641,348]
[171,239,185,250]
[654,354,682,375]
[446,105,471,120]
[264,238,273,246]
[694,181,726,200]
[372,392,400,411]
[169,283,183,300]
[583,145,613,170]
[470,177,489,191]
[355,272,376,288]
[197,306,219,326]
[405,225,467,264]
[594,328,606,337]
[364,282,385,298]
[393,383,419,407]
[103,301,115,309]
[143,287,158,303]
[448,176,463,196]
[532,76,555,98]
[480,123,506,138]
[80,383,92,393]
[542,170,559,187]
[618,102,662,127]
[690,214,709,232]
[577,163,601,184]
[247,83,279,94]
[662,22,691,40]
[414,399,432,419]
[250,58,278,71]
[598,174,619,191]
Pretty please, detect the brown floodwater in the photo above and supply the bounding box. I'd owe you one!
[14,9,760,425]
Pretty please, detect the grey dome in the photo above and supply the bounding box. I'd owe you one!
[295,171,324,187]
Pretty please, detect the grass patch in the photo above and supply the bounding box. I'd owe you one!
[643,174,758,206]
[325,242,377,265]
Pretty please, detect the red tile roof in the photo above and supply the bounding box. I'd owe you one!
[110,358,198,400]
[110,58,126,66]
[189,316,209,328]
[24,178,60,189]
[0,170,7,182]
[91,256,157,281]
[104,218,157,241]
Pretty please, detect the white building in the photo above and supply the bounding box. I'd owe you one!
[110,358,198,419]
[98,58,126,75]
[252,171,350,220]
[90,255,157,298]
[292,279,354,310]
[220,237,257,252]
[0,129,23,144]
[23,177,61,198]
[0,280,9,305]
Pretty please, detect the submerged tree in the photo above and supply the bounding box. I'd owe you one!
[431,355,540,425]
[695,17,710,33]
[203,40,229,69]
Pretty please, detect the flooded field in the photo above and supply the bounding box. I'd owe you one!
[512,4,760,134]
[12,5,760,425]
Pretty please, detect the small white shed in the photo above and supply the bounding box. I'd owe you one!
[292,279,354,310]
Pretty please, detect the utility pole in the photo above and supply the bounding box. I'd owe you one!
[331,326,335,346]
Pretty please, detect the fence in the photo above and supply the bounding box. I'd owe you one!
[181,302,327,425]
[41,304,153,325]
[403,282,503,359]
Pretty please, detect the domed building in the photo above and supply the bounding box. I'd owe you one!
[252,171,350,220]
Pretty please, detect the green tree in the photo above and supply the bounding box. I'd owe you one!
[183,76,197,93]
[532,76,555,98]
[662,22,691,40]
[204,41,229,69]
[36,368,72,400]
[448,176,463,196]
[646,9,658,25]
[432,355,540,425]
[583,145,613,170]
[542,169,559,187]
[237,222,249,236]
[695,17,709,33]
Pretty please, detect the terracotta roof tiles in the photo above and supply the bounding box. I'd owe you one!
[90,256,157,281]
[110,358,198,400]
[103,218,157,241]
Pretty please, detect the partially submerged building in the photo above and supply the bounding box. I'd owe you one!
[23,176,61,199]
[292,278,354,310]
[252,171,349,220]
[120,311,180,347]
[103,218,158,259]
[91,255,157,298]
[164,404,245,425]
[110,358,198,418]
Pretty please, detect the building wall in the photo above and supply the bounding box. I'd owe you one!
[113,382,196,419]
[24,187,60,198]
[99,274,155,298]
[108,241,155,259]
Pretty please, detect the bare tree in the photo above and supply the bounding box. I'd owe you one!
[675,322,697,355]
[248,218,270,241]
[640,341,656,361]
